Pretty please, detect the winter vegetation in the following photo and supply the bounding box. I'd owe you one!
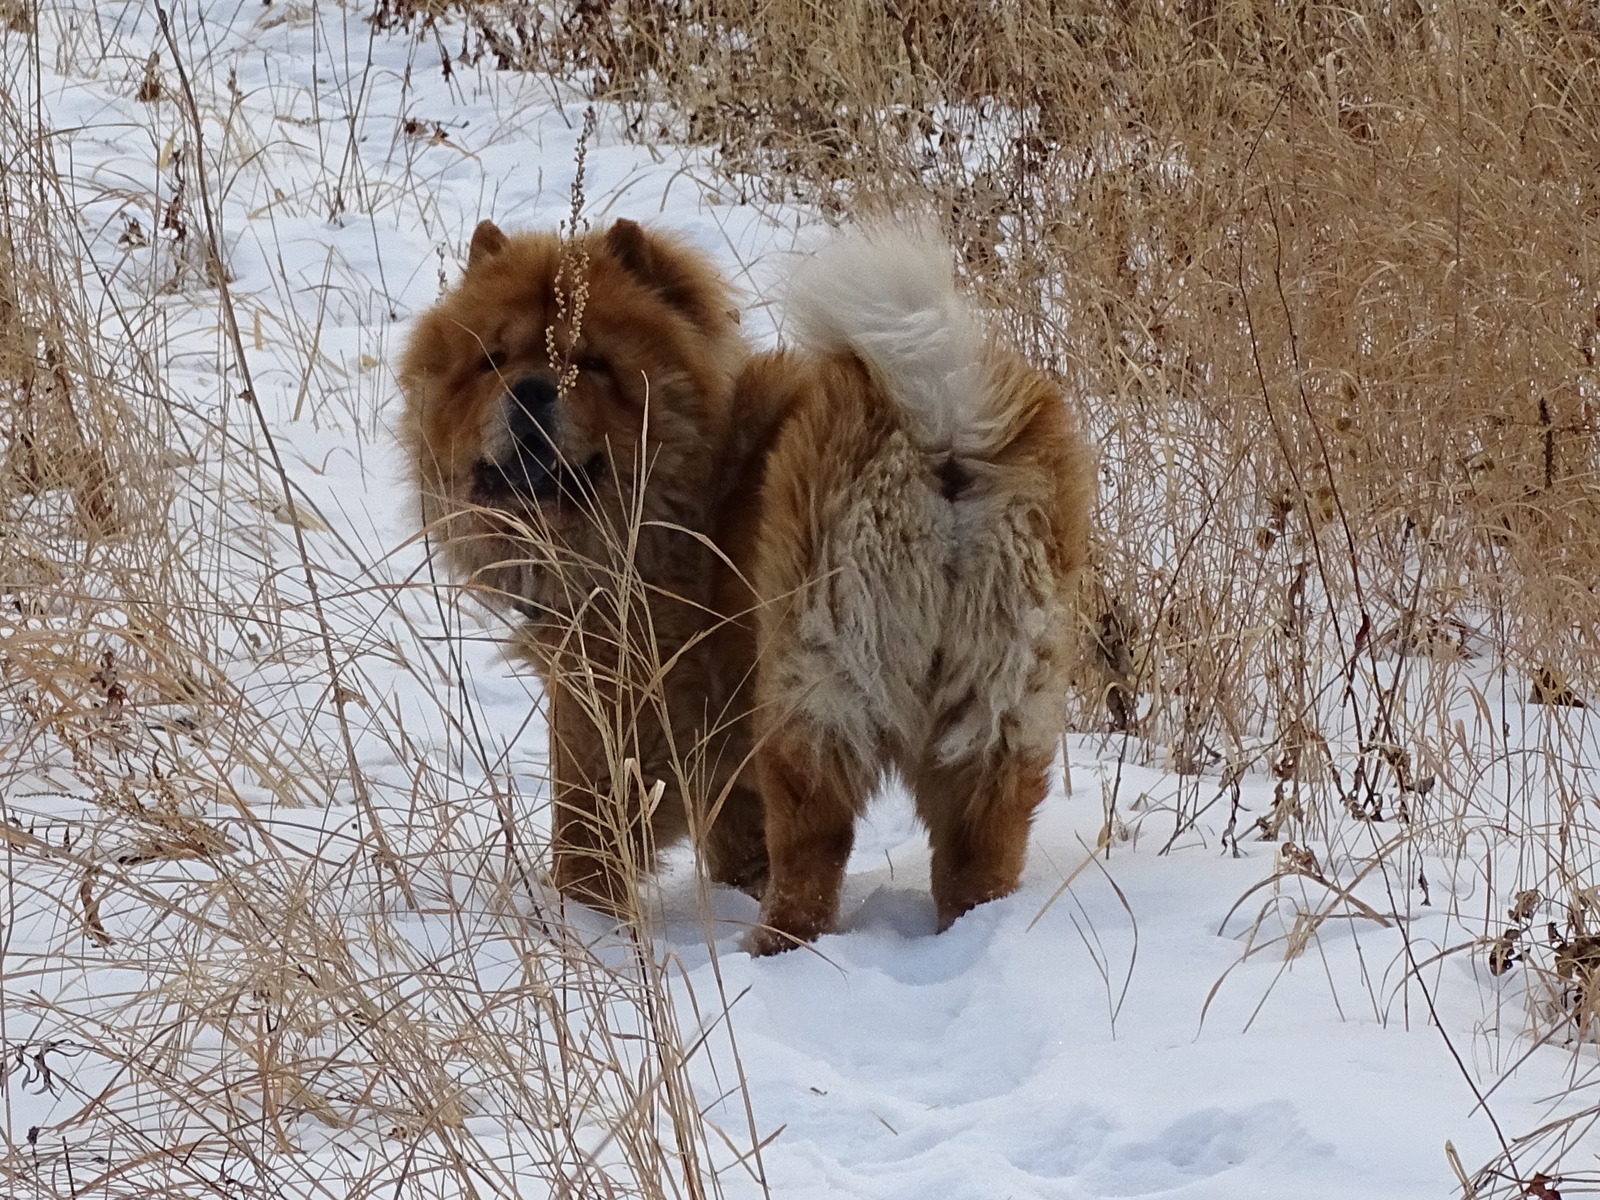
[3,1,1600,1196]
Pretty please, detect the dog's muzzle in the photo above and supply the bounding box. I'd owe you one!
[472,375,602,506]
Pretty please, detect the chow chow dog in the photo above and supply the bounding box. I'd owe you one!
[400,219,1090,954]
[398,218,769,911]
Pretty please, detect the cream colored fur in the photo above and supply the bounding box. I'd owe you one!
[746,227,1090,952]
[777,427,1069,769]
[776,231,1074,768]
[786,227,1002,458]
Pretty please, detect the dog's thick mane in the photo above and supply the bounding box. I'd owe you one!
[785,226,1003,459]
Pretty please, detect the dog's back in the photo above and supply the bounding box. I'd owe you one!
[743,228,1092,953]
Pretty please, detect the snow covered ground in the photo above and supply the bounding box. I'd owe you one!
[3,3,1597,1197]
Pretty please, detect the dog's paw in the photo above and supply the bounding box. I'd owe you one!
[742,923,807,957]
[713,857,770,901]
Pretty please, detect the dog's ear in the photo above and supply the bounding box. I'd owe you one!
[468,220,509,269]
[603,218,730,331]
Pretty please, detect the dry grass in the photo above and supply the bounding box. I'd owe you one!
[428,0,1600,753]
[7,0,1600,1195]
[378,0,1600,1192]
[1,6,760,1198]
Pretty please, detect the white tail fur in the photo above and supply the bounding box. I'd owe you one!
[786,226,1001,458]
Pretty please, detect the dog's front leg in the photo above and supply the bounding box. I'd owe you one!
[546,677,640,918]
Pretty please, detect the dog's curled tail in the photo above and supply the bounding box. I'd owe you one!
[786,226,1003,459]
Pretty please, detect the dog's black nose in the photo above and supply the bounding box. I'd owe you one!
[473,374,603,505]
[507,376,558,452]
[471,376,563,501]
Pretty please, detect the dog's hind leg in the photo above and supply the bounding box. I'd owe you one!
[910,748,1051,933]
[746,730,873,955]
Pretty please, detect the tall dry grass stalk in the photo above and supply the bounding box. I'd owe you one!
[376,0,1600,1190]
[1,7,760,1197]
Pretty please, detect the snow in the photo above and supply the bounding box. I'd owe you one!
[2,2,1596,1197]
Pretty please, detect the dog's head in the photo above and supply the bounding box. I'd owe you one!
[399,219,746,612]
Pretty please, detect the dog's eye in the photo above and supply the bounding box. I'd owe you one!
[478,349,507,374]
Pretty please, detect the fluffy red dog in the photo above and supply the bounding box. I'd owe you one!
[400,220,1090,953]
